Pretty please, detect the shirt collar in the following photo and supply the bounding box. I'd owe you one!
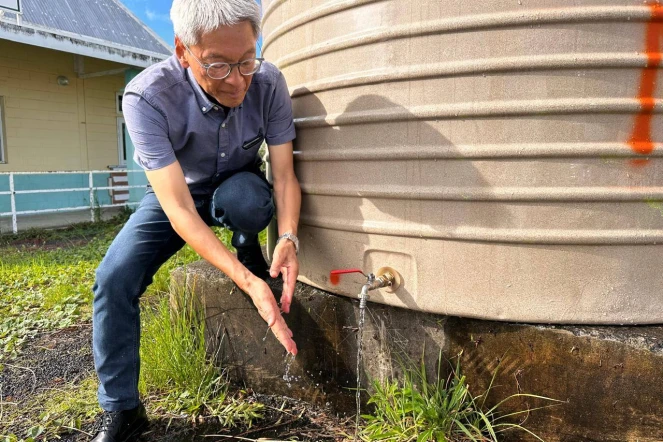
[185,67,244,115]
[185,67,214,114]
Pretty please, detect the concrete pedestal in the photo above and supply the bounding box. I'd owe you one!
[171,261,663,442]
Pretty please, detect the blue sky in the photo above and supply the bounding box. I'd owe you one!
[120,0,175,47]
[120,0,263,52]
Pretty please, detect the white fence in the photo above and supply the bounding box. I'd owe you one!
[0,170,147,234]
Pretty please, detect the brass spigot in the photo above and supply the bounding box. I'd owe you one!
[329,266,402,308]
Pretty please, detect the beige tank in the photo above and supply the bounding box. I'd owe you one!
[263,0,663,324]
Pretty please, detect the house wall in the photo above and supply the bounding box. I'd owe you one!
[0,40,147,222]
[0,40,126,172]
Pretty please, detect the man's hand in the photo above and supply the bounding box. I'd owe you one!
[270,240,299,313]
[246,276,297,355]
[146,162,297,355]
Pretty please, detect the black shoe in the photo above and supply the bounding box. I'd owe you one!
[237,242,270,280]
[91,403,148,442]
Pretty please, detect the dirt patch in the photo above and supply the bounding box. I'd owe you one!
[1,324,94,404]
[0,324,94,437]
[1,322,355,441]
[2,237,91,251]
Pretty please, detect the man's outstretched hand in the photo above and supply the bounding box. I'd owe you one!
[246,277,297,355]
[269,240,299,314]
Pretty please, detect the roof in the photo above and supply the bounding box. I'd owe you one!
[0,0,172,68]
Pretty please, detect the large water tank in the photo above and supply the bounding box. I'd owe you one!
[263,0,663,324]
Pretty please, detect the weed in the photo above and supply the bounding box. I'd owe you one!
[359,352,558,442]
[139,284,263,427]
[0,214,237,361]
[0,376,99,442]
[0,217,126,360]
[0,213,266,438]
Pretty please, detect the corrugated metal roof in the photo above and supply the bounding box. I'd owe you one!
[5,0,172,56]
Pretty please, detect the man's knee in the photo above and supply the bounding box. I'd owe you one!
[212,172,274,233]
[94,252,134,299]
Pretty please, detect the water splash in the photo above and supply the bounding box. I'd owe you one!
[283,353,296,387]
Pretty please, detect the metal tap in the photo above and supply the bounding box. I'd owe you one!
[329,267,400,308]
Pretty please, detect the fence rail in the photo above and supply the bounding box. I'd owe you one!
[0,170,147,233]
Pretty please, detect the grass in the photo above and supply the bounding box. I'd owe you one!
[139,284,264,426]
[0,376,100,442]
[0,213,131,360]
[1,213,557,442]
[0,208,246,361]
[0,211,267,440]
[359,352,558,442]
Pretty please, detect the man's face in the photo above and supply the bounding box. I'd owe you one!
[176,22,258,108]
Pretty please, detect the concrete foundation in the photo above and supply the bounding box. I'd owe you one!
[172,261,663,442]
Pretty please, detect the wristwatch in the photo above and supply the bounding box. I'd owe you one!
[276,232,299,255]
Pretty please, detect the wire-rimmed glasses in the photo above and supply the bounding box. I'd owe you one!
[182,41,264,80]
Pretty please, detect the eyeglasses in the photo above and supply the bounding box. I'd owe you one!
[182,41,264,80]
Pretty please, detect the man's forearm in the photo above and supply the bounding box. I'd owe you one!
[273,175,301,236]
[167,206,256,292]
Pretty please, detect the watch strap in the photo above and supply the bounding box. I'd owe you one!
[277,232,299,254]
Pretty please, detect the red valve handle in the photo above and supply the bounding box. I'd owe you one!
[329,268,366,285]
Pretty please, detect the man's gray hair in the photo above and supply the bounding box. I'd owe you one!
[171,0,261,45]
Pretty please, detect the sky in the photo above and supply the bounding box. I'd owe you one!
[119,0,176,47]
[119,0,263,52]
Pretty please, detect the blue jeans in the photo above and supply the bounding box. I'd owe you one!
[92,171,274,411]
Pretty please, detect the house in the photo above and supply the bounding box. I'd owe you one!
[0,0,172,233]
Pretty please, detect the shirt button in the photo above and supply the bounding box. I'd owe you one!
[214,106,219,111]
[221,123,226,128]
[202,107,207,111]
[220,153,226,158]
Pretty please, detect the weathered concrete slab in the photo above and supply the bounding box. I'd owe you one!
[171,260,446,414]
[171,261,663,442]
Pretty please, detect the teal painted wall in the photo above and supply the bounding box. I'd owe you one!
[0,175,9,214]
[0,173,114,214]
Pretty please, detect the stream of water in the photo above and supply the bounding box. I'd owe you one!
[355,297,368,438]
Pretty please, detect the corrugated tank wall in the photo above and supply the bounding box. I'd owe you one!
[263,0,663,324]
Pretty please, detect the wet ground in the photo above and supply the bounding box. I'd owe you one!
[0,324,355,441]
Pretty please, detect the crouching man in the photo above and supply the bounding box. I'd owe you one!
[90,0,301,440]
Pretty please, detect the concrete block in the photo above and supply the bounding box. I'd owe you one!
[171,261,663,441]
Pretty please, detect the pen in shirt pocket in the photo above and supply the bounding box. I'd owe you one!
[242,131,264,150]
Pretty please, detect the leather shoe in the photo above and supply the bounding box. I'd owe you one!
[91,403,148,442]
[237,243,270,280]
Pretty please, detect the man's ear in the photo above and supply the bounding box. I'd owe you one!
[174,36,190,69]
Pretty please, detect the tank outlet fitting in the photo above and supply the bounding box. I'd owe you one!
[329,267,402,308]
[376,266,402,293]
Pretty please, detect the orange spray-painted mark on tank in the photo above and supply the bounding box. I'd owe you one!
[628,2,663,160]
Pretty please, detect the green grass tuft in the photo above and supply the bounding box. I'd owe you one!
[139,283,263,427]
[359,352,556,442]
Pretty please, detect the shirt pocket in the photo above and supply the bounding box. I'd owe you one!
[241,130,265,151]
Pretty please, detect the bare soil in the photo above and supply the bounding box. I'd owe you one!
[0,324,354,441]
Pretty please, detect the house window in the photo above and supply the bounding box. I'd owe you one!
[116,91,126,167]
[117,117,127,166]
[116,92,123,115]
[0,97,6,164]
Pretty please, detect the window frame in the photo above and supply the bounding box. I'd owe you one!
[116,91,126,167]
[0,97,7,164]
[117,117,127,167]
